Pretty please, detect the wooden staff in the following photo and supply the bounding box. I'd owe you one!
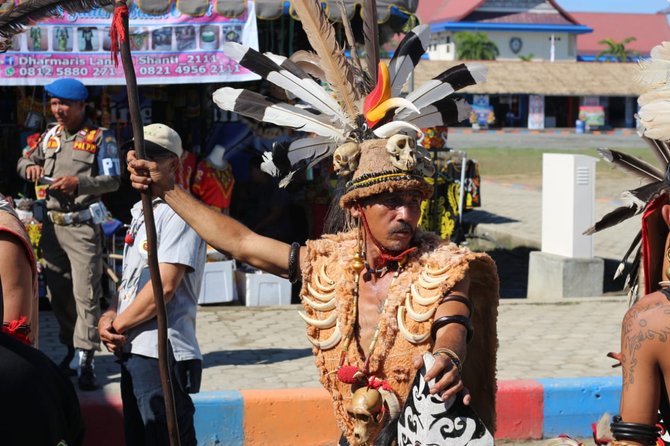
[112,1,180,444]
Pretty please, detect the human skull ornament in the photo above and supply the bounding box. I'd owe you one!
[333,141,361,176]
[386,134,417,171]
[347,387,385,446]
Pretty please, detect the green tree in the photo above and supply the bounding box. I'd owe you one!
[454,32,499,60]
[597,37,639,62]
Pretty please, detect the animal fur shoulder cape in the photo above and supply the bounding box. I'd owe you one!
[300,229,499,443]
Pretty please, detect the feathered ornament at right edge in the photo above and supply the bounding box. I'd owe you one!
[212,0,487,186]
[587,40,670,305]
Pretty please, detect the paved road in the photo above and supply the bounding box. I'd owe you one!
[38,140,635,392]
[37,131,647,444]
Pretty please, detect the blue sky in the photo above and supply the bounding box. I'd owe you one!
[556,0,668,13]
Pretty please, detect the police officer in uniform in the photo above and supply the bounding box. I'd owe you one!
[17,78,120,390]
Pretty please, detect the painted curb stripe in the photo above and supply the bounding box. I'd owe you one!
[538,376,620,438]
[241,388,340,445]
[495,380,544,440]
[193,391,244,446]
[76,378,624,444]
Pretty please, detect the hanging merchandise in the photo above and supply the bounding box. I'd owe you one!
[191,145,235,212]
[444,158,482,210]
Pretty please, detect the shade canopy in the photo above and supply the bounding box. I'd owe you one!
[0,0,417,24]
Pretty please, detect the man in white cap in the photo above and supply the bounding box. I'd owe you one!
[17,77,120,390]
[98,124,206,446]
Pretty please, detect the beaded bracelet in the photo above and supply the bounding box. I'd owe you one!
[430,315,474,344]
[438,294,474,317]
[433,347,462,374]
[287,242,301,284]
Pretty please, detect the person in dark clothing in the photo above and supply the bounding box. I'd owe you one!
[0,280,85,445]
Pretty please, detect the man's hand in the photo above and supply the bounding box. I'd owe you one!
[49,176,79,195]
[414,353,471,405]
[98,312,126,354]
[127,150,175,198]
[25,165,44,181]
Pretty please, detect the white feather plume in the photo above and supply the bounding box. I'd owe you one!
[212,87,346,141]
[638,99,670,141]
[638,85,670,106]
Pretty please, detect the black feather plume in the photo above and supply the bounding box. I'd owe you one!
[388,25,430,96]
[614,230,642,280]
[583,205,639,236]
[362,0,379,82]
[0,0,111,39]
[404,97,471,128]
[598,148,664,182]
[223,42,350,126]
[621,180,664,207]
[640,135,670,170]
[397,63,487,118]
[261,136,336,187]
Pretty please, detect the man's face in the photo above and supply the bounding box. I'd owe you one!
[358,190,423,252]
[50,98,85,130]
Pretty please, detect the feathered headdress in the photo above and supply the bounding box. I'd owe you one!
[212,0,487,198]
[586,40,670,303]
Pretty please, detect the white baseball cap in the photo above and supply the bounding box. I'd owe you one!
[143,123,183,158]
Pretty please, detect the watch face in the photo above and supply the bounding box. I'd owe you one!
[510,37,523,54]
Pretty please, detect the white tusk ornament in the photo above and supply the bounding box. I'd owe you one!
[397,307,430,344]
[314,273,336,293]
[410,284,441,306]
[320,264,335,285]
[426,263,450,276]
[418,272,445,289]
[307,282,335,302]
[404,293,436,322]
[302,294,336,311]
[299,310,337,329]
[306,323,342,350]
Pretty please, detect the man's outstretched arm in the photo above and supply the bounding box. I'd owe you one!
[127,151,303,278]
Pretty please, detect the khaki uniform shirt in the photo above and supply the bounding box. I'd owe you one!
[17,121,120,212]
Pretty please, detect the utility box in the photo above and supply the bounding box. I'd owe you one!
[198,260,237,304]
[528,153,604,299]
[541,153,597,258]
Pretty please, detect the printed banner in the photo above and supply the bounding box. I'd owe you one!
[578,106,605,128]
[0,1,259,86]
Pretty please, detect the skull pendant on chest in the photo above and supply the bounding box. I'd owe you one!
[347,386,386,446]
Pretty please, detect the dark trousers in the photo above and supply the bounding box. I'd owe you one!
[120,352,200,446]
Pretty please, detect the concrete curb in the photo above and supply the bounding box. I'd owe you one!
[79,377,621,445]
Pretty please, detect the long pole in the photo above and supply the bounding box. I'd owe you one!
[114,2,180,444]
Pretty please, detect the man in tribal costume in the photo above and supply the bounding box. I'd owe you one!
[128,1,499,444]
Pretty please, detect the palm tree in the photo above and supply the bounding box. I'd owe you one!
[454,32,499,60]
[597,37,639,62]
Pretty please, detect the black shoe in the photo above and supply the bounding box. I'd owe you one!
[59,346,76,376]
[78,364,99,391]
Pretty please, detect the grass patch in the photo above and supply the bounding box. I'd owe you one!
[462,147,657,181]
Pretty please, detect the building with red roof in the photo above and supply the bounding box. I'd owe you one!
[570,12,670,60]
[416,0,591,61]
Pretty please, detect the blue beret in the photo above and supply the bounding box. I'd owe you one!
[45,78,88,101]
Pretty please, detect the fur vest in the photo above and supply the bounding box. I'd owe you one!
[301,229,499,444]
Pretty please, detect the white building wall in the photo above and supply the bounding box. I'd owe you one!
[428,31,577,61]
